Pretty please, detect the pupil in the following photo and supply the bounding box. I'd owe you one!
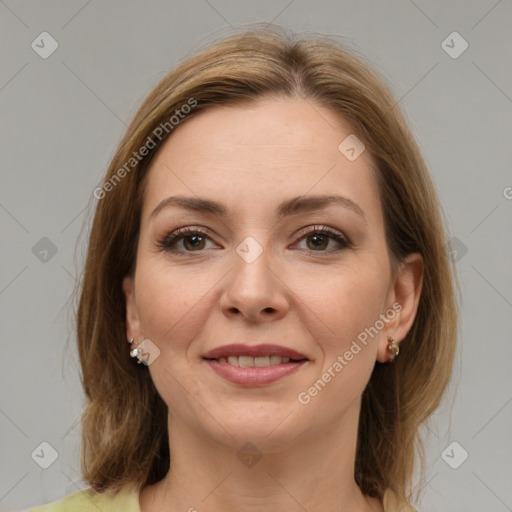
[185,235,204,250]
[309,234,327,250]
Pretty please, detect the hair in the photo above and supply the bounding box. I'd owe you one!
[76,25,458,504]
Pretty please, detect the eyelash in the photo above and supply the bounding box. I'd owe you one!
[156,225,351,256]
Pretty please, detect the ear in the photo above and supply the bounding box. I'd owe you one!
[122,275,143,342]
[376,253,424,363]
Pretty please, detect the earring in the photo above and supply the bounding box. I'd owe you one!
[387,336,400,362]
[128,338,143,364]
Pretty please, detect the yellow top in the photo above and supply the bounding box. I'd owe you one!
[28,485,417,511]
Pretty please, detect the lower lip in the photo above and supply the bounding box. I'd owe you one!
[205,359,307,386]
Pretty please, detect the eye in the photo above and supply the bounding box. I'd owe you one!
[294,225,351,252]
[156,224,351,256]
[156,227,216,254]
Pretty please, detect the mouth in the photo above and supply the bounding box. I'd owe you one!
[202,344,309,387]
[209,355,300,367]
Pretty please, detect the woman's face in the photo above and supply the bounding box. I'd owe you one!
[124,96,420,451]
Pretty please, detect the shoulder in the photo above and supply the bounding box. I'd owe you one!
[382,488,418,512]
[27,485,140,512]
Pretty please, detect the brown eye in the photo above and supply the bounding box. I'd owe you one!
[305,233,330,251]
[182,234,206,251]
[157,227,215,254]
[295,226,351,252]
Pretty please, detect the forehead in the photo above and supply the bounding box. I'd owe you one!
[141,97,381,221]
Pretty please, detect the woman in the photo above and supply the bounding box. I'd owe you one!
[30,26,458,512]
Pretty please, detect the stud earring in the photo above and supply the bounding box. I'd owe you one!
[128,337,143,364]
[387,336,400,362]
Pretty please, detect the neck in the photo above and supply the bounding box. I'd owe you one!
[140,399,381,512]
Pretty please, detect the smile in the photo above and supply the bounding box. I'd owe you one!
[203,344,309,386]
[214,355,294,367]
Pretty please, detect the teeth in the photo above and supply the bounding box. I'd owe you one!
[227,356,238,366]
[238,356,254,368]
[218,355,294,367]
[254,356,270,367]
[270,355,282,365]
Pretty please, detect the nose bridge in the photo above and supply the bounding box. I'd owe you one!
[221,234,288,320]
[234,238,273,290]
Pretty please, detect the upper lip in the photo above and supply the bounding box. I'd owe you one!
[203,344,308,360]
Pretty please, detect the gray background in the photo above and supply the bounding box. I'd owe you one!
[1,1,511,511]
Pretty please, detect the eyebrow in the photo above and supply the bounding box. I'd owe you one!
[150,194,366,222]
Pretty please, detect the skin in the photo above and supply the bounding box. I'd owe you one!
[123,96,423,512]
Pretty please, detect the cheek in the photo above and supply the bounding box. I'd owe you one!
[297,261,388,347]
[294,267,387,413]
[133,259,218,347]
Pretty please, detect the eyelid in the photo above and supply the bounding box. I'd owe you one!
[294,224,348,242]
[156,226,219,249]
[291,225,352,252]
[156,224,351,254]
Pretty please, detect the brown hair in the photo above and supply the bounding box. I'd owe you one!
[76,25,458,503]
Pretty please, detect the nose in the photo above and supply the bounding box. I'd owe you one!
[220,244,289,323]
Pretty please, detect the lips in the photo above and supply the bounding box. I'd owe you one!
[217,355,292,367]
[203,344,308,361]
[203,344,308,387]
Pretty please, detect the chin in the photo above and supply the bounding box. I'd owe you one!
[200,400,310,452]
